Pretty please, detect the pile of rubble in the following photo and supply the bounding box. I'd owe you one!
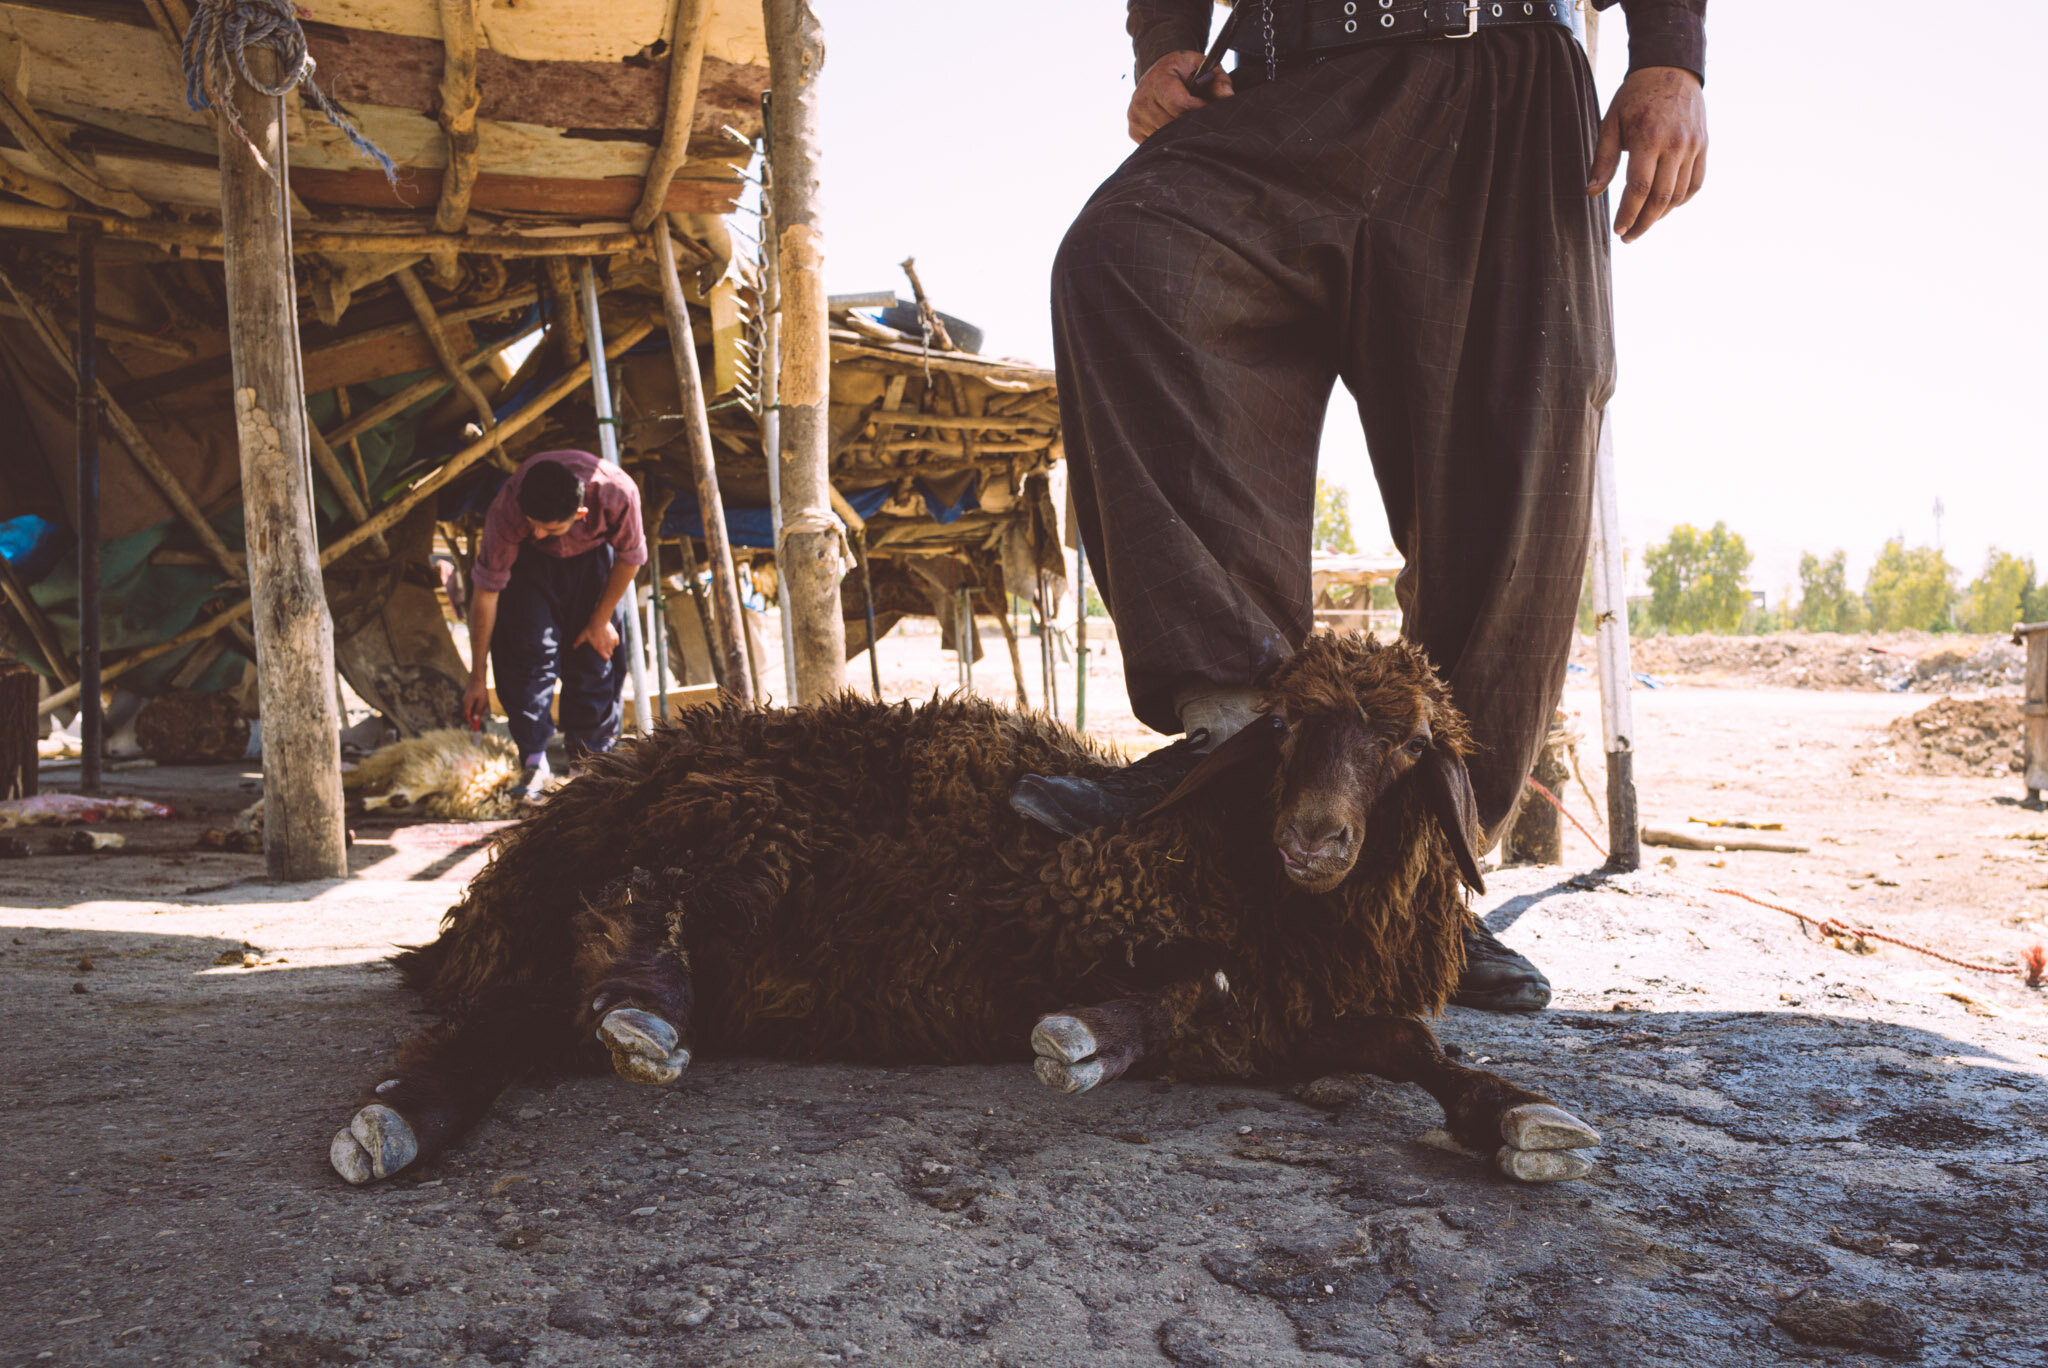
[1882,696,2027,776]
[1574,632,2026,692]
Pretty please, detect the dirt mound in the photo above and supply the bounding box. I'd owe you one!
[1571,632,2025,692]
[1883,696,2026,776]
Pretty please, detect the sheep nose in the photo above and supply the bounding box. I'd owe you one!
[1280,827,1352,867]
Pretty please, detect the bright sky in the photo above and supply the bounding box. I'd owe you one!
[817,2,2047,602]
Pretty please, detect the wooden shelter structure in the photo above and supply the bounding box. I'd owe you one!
[0,0,1074,875]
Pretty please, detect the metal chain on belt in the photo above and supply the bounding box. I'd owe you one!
[1260,0,1277,83]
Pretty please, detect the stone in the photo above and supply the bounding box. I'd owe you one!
[1773,1293,1925,1355]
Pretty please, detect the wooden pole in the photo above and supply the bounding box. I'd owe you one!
[0,557,73,686]
[654,228,752,701]
[757,98,797,702]
[217,46,348,880]
[577,261,655,735]
[1074,546,1090,732]
[854,533,882,699]
[74,219,102,793]
[763,0,846,704]
[1590,419,1640,871]
[631,0,713,231]
[996,590,1029,708]
[432,0,482,233]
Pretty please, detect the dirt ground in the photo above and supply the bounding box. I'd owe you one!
[6,630,2045,1367]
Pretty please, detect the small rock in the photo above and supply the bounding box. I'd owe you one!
[1293,1075,1363,1108]
[1773,1293,1924,1355]
[668,1295,714,1330]
[546,1290,616,1338]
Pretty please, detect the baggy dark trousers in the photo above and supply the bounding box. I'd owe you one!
[1053,25,1614,841]
[491,542,628,762]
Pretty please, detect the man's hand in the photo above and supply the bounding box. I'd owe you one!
[462,674,489,729]
[573,617,620,661]
[1587,67,1707,243]
[1129,50,1234,144]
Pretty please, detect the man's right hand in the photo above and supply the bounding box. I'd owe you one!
[462,674,489,730]
[1129,50,1234,144]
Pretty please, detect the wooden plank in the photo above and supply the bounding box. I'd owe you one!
[218,43,348,880]
[289,165,742,216]
[0,201,653,256]
[286,0,766,66]
[431,0,482,232]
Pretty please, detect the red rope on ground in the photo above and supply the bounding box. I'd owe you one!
[1520,775,2046,987]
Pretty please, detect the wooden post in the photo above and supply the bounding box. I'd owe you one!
[74,219,102,794]
[1074,546,1090,732]
[217,46,348,880]
[2017,621,2047,803]
[0,662,36,800]
[996,592,1029,707]
[763,0,846,704]
[757,107,797,702]
[1590,419,1640,871]
[654,228,752,701]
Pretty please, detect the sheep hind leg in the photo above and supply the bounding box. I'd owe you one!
[330,995,551,1185]
[1031,976,1219,1095]
[1315,1016,1602,1183]
[574,870,694,1088]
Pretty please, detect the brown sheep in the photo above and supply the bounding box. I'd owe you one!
[328,632,1600,1188]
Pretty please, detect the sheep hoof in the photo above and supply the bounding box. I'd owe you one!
[330,1103,418,1185]
[598,1008,690,1087]
[1500,1103,1601,1152]
[1034,1055,1106,1095]
[1030,1014,1098,1065]
[1495,1146,1594,1183]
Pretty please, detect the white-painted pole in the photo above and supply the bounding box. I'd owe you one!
[1589,418,1640,869]
[578,261,655,735]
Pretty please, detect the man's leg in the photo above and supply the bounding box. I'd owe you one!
[554,547,628,761]
[1343,28,1615,1008]
[489,547,562,789]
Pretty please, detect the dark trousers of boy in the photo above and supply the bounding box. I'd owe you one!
[491,542,629,762]
[1054,26,1614,845]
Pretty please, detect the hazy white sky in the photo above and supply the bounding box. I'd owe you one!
[817,2,2046,600]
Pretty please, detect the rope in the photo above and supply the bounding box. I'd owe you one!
[1520,773,2046,986]
[182,0,395,182]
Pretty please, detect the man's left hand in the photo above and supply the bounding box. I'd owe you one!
[1587,67,1707,243]
[573,617,620,660]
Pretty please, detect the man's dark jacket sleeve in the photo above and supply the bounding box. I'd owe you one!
[1128,1,1704,84]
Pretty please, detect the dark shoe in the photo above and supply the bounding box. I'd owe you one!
[1009,731,1211,837]
[1452,919,1552,1012]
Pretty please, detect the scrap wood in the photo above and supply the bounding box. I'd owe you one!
[0,794,174,828]
[1687,816,1785,831]
[1642,827,1809,854]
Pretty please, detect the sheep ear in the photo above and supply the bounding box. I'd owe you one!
[1416,747,1486,895]
[1142,715,1285,821]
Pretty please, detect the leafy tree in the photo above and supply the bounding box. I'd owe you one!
[1794,549,1865,632]
[1313,478,1357,555]
[1960,548,2038,633]
[2027,577,2048,624]
[1643,522,1753,634]
[1863,538,1956,631]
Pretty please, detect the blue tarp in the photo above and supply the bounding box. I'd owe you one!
[0,515,69,583]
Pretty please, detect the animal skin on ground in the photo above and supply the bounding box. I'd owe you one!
[328,634,1601,1188]
[342,728,524,820]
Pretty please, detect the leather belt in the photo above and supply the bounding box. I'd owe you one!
[1231,0,1579,78]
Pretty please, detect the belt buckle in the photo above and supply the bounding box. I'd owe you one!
[1446,1,1480,37]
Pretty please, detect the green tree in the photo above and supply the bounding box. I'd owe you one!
[1643,522,1753,634]
[1960,548,2038,633]
[1794,549,1865,632]
[1863,538,1956,631]
[1313,478,1357,554]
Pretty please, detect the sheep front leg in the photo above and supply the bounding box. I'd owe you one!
[574,870,695,1087]
[1031,973,1226,1094]
[1310,1016,1601,1183]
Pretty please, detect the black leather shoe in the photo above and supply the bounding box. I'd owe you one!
[1009,732,1211,837]
[1452,918,1552,1012]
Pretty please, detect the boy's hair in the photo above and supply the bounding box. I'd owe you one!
[517,460,586,523]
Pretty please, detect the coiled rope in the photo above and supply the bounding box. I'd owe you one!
[1521,775,2046,986]
[181,0,395,182]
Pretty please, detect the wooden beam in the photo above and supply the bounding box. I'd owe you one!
[73,219,102,791]
[632,0,713,231]
[305,424,389,557]
[0,202,653,257]
[765,0,844,703]
[392,265,508,464]
[291,166,743,219]
[0,265,245,582]
[432,0,482,233]
[0,554,73,686]
[0,88,149,218]
[320,320,536,450]
[218,44,348,880]
[654,228,750,701]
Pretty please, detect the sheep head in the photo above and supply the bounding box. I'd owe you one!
[1150,633,1485,895]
